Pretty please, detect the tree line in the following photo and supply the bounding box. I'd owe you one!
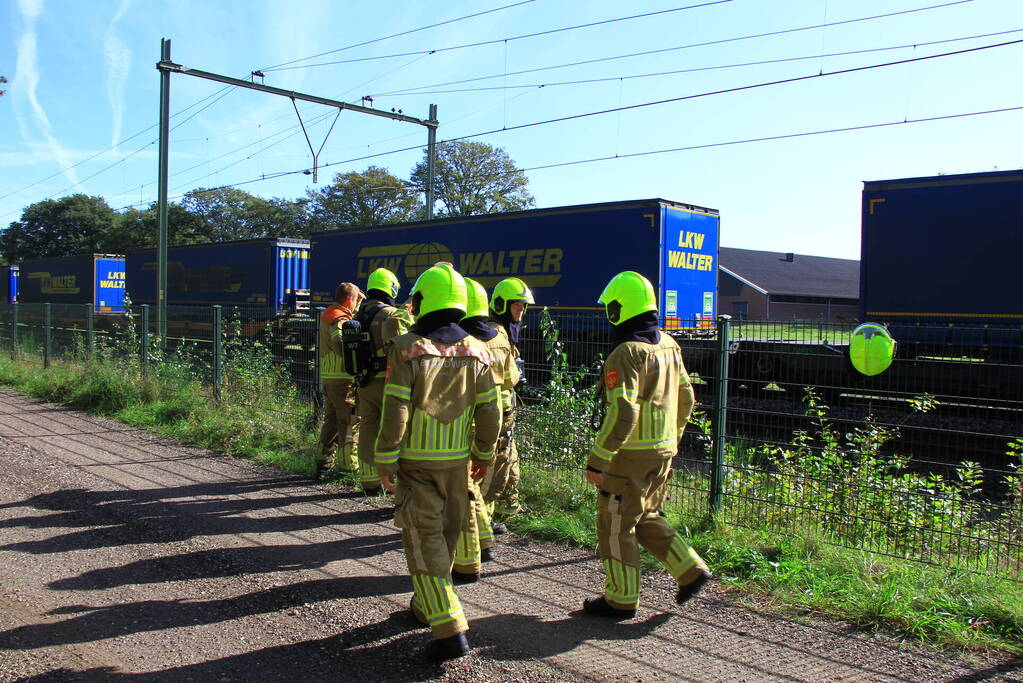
[1,141,534,264]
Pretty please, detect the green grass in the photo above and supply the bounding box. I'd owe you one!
[510,461,1023,655]
[0,349,317,476]
[2,345,1021,655]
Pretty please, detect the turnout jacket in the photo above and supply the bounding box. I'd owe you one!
[482,325,519,417]
[363,302,410,372]
[588,335,696,470]
[375,333,501,476]
[489,322,521,416]
[319,303,356,381]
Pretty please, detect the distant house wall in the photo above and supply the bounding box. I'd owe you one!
[767,298,860,321]
[718,271,767,319]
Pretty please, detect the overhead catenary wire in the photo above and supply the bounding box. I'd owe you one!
[257,0,538,72]
[106,35,1023,211]
[264,1,734,72]
[368,27,1023,97]
[1,2,534,209]
[372,0,975,96]
[136,28,1020,207]
[0,85,234,203]
[107,104,1023,215]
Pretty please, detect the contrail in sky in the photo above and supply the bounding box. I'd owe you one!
[104,0,133,149]
[15,0,81,190]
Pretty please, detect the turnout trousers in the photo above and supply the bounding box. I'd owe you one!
[318,379,359,473]
[482,407,521,515]
[395,461,471,640]
[355,377,384,489]
[597,450,709,611]
[454,468,492,575]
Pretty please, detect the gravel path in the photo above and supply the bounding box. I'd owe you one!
[0,389,1020,682]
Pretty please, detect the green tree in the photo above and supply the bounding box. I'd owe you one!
[410,140,534,217]
[180,187,308,242]
[0,194,116,262]
[108,202,207,252]
[307,166,421,230]
[0,75,8,96]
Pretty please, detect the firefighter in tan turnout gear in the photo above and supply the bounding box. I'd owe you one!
[315,282,364,478]
[354,267,409,495]
[482,277,532,534]
[375,263,501,662]
[451,278,516,579]
[583,271,712,619]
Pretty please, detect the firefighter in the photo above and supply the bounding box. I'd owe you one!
[316,282,364,479]
[375,263,501,661]
[354,267,409,495]
[481,276,533,533]
[452,278,516,578]
[583,271,711,619]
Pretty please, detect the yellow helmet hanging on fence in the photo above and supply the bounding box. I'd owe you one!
[463,278,490,319]
[410,263,467,318]
[849,322,896,376]
[598,271,657,324]
[366,267,401,299]
[490,277,534,315]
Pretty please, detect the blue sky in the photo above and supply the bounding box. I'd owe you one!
[2,0,1021,259]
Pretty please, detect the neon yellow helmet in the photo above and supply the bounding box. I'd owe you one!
[366,267,400,299]
[598,271,657,324]
[849,323,896,376]
[491,277,535,315]
[410,263,467,317]
[463,278,490,319]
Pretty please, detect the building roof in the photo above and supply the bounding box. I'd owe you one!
[719,247,859,299]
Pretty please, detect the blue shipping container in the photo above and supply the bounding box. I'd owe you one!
[861,170,1023,324]
[1,265,18,303]
[310,199,719,325]
[17,254,125,312]
[125,237,310,311]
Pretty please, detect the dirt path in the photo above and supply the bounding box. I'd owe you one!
[0,390,1020,682]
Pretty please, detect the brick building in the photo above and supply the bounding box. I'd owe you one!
[718,247,859,321]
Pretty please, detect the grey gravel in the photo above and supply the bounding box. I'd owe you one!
[0,389,1021,682]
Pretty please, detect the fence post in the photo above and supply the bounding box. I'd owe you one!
[212,305,223,401]
[140,304,150,377]
[313,306,323,423]
[710,314,732,513]
[43,303,52,368]
[85,303,94,359]
[10,302,17,359]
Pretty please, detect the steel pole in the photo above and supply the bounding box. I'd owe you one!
[426,104,438,220]
[710,314,732,513]
[156,38,171,344]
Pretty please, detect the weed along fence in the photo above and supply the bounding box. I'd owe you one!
[1,302,1022,579]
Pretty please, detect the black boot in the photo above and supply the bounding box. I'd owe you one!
[451,570,479,585]
[361,486,382,496]
[675,569,712,605]
[481,547,495,562]
[424,632,470,662]
[582,596,636,619]
[491,521,507,535]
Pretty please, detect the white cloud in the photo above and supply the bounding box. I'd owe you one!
[14,0,81,189]
[104,0,134,149]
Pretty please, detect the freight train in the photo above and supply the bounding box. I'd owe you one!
[1,265,17,303]
[18,254,126,312]
[309,198,720,328]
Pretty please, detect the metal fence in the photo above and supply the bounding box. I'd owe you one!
[1,302,1021,578]
[514,310,1023,579]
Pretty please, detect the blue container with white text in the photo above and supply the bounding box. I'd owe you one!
[310,199,719,327]
[125,237,310,312]
[17,254,125,312]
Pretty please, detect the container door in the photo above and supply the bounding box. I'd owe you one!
[659,206,718,330]
[94,257,126,312]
